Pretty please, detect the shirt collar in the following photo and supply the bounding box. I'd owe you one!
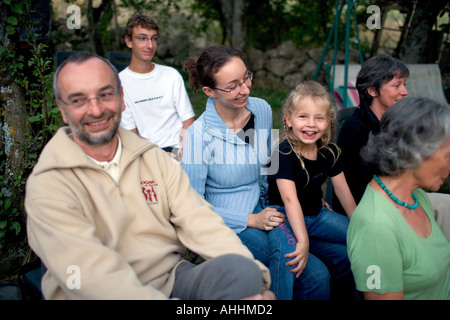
[88,136,122,168]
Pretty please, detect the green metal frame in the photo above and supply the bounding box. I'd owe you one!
[313,0,364,108]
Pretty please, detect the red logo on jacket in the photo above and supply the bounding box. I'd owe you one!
[141,180,158,204]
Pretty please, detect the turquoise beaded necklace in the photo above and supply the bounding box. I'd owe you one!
[373,175,419,209]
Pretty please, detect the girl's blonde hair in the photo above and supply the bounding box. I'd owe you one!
[280,81,339,186]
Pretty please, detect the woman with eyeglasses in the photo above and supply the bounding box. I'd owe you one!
[181,45,330,300]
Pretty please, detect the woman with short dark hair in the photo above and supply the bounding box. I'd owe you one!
[356,55,409,114]
[334,56,410,212]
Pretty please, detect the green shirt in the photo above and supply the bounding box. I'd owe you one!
[347,186,450,300]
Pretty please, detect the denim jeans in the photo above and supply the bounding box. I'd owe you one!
[273,205,357,300]
[238,226,330,300]
[304,206,357,299]
[238,195,330,300]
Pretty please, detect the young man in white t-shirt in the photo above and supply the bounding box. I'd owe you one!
[120,14,195,160]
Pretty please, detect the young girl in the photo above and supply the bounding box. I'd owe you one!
[268,81,357,299]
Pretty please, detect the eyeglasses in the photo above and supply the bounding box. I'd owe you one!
[212,71,253,94]
[133,35,160,44]
[59,91,120,108]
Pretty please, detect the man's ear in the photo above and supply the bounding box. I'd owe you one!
[56,100,68,124]
[120,86,125,112]
[125,36,133,49]
[202,86,215,99]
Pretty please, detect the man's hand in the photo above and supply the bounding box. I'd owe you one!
[242,289,276,300]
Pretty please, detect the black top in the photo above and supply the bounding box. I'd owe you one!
[236,114,255,147]
[332,103,380,213]
[268,140,343,216]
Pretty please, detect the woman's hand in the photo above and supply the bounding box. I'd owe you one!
[285,240,309,278]
[248,207,286,231]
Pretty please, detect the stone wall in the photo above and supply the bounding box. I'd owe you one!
[247,41,362,90]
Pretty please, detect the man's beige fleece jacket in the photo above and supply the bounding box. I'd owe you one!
[25,127,270,299]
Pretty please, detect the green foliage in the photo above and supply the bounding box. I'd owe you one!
[119,0,178,12]
[0,153,22,248]
[187,0,223,39]
[245,0,288,50]
[190,0,337,50]
[0,0,60,246]
[251,86,289,131]
[18,38,61,152]
[117,0,181,26]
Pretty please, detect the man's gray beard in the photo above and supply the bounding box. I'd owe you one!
[77,124,119,146]
[63,108,122,146]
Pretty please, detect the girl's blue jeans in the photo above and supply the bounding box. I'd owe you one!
[238,224,330,300]
[238,195,329,300]
[239,199,357,300]
[304,206,357,299]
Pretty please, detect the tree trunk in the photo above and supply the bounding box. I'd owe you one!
[219,0,233,45]
[0,1,37,281]
[399,0,448,63]
[219,0,248,51]
[231,0,247,51]
[0,84,30,221]
[86,0,114,56]
[86,0,96,53]
[0,3,37,223]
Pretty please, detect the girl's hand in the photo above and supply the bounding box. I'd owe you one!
[249,207,286,231]
[322,198,332,211]
[285,240,309,278]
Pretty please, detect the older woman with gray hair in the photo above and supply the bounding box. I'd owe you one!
[347,97,450,300]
